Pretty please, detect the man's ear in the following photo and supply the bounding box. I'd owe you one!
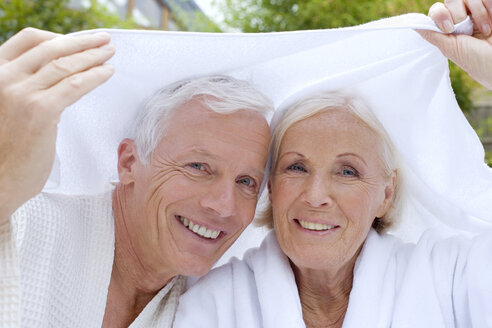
[376,170,396,218]
[117,139,140,185]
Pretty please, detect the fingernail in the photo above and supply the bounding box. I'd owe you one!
[99,44,115,52]
[482,23,491,36]
[443,20,454,33]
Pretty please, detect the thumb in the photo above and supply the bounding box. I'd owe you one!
[416,29,458,59]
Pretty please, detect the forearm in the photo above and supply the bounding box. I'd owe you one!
[0,148,44,223]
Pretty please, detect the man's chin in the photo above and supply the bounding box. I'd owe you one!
[180,260,215,277]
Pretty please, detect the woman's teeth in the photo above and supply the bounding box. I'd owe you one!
[179,216,221,239]
[298,219,335,231]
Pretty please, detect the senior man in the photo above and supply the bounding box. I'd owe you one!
[0,29,271,327]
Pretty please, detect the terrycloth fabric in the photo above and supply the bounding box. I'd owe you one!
[174,230,492,327]
[0,219,19,327]
[2,191,185,327]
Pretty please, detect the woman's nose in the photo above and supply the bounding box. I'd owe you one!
[300,175,334,208]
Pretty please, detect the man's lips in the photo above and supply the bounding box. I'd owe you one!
[176,215,223,240]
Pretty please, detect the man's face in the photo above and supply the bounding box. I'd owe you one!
[121,98,270,277]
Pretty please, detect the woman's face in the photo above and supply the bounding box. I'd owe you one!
[270,108,395,272]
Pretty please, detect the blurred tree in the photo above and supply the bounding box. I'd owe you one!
[475,116,492,165]
[0,0,136,43]
[218,0,478,112]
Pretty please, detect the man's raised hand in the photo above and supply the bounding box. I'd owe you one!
[0,28,115,220]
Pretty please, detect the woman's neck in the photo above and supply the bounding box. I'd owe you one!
[102,186,176,328]
[292,253,358,328]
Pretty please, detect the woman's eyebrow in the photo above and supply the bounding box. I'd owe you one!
[337,152,367,165]
[278,151,305,161]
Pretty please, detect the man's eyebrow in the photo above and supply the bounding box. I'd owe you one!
[249,167,265,179]
[189,148,265,178]
[183,146,265,177]
[186,148,220,160]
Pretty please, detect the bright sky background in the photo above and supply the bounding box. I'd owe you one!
[195,0,225,26]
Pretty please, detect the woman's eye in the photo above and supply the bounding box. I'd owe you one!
[188,163,206,171]
[287,163,306,172]
[341,167,357,177]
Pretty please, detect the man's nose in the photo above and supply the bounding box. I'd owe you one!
[199,178,236,218]
[300,174,334,208]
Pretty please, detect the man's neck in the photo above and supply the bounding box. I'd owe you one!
[102,185,176,328]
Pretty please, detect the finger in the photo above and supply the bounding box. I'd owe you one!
[416,29,459,59]
[0,28,59,61]
[30,44,115,90]
[416,30,468,63]
[429,2,456,33]
[45,64,114,114]
[444,0,468,22]
[467,0,492,35]
[485,0,492,15]
[417,30,473,67]
[12,32,111,74]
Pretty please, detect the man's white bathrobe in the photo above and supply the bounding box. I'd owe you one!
[174,230,492,327]
[1,191,185,328]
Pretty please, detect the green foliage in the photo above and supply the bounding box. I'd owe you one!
[0,0,136,43]
[219,0,435,32]
[166,0,221,32]
[474,116,492,166]
[218,0,476,111]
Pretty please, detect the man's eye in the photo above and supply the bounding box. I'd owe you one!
[237,177,256,188]
[287,163,306,172]
[188,163,206,171]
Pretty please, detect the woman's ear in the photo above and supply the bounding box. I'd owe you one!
[376,170,396,218]
[117,138,140,185]
[267,179,272,202]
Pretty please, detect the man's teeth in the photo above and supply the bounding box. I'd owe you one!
[179,216,220,239]
[298,219,335,231]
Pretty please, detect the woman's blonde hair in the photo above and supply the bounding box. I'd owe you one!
[256,91,404,234]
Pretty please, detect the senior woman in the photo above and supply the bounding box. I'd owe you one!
[174,3,492,323]
[174,87,492,327]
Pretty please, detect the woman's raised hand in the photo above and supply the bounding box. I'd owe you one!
[418,1,492,90]
[0,28,115,220]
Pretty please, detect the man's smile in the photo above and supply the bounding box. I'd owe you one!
[176,215,222,239]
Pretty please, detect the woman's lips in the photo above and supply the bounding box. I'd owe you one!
[293,218,340,232]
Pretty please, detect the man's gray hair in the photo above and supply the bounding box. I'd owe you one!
[130,75,273,163]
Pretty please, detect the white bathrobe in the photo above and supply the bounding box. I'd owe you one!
[0,191,185,328]
[174,230,492,327]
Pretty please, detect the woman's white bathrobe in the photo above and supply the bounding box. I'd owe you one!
[174,230,492,328]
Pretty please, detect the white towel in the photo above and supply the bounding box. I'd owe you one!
[44,14,491,268]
